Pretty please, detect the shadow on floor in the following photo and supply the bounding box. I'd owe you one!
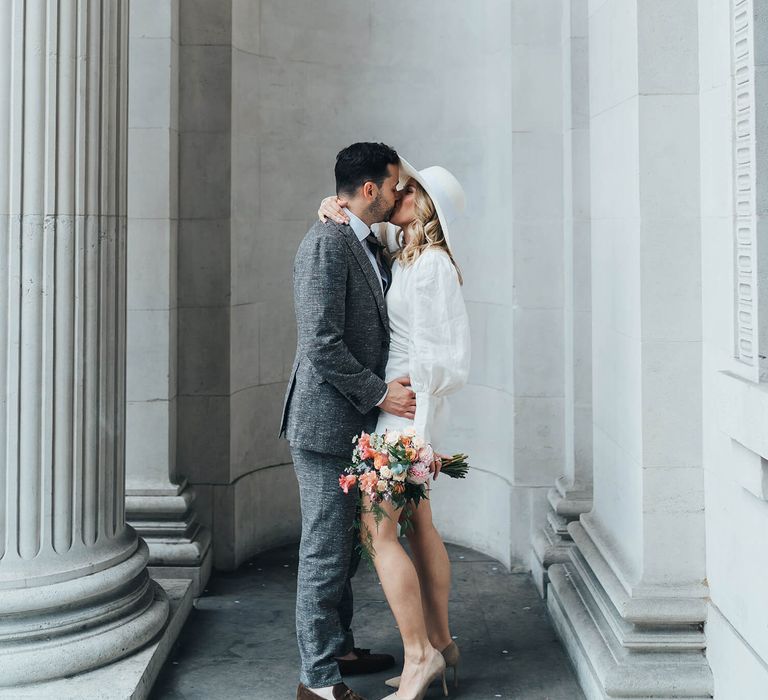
[150,543,584,700]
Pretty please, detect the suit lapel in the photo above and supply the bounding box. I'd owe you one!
[336,223,389,328]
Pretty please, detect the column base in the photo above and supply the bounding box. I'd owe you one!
[0,578,193,699]
[126,485,213,596]
[546,523,713,699]
[0,540,170,688]
[531,479,592,597]
[531,516,573,597]
[148,544,212,599]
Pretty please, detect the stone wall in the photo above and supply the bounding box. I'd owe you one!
[168,0,570,569]
[174,0,301,570]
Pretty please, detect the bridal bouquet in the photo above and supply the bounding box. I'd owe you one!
[339,427,469,562]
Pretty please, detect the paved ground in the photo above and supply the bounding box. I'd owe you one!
[151,543,584,700]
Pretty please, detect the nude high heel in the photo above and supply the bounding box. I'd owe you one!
[441,641,460,688]
[384,641,460,690]
[380,648,447,700]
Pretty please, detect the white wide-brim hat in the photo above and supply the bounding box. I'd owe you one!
[398,157,466,255]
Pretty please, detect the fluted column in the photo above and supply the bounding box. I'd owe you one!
[0,0,168,686]
[531,0,593,595]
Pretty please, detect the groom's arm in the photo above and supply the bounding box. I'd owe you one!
[295,231,387,415]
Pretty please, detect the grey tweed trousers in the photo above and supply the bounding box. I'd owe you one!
[291,446,361,688]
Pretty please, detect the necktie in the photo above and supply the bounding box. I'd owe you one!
[365,232,391,295]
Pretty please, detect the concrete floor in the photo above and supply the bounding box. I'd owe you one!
[151,543,585,700]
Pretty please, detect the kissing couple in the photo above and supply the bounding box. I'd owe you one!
[280,142,471,700]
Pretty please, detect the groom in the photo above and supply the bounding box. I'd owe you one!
[280,142,417,700]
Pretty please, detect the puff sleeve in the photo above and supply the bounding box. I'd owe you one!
[372,222,402,254]
[407,250,471,443]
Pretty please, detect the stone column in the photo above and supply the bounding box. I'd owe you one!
[546,1,712,697]
[531,0,593,596]
[0,0,168,686]
[125,0,211,596]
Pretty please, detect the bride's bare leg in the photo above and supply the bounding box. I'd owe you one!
[404,496,453,651]
[361,496,440,695]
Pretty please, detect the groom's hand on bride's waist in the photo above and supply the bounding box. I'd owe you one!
[380,376,416,419]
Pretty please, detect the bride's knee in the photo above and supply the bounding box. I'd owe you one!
[404,518,439,543]
[360,519,398,545]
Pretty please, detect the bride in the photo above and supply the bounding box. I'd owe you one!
[318,158,471,700]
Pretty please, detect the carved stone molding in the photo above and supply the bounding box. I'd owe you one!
[732,0,767,381]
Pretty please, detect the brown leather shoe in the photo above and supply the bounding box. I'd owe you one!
[297,682,367,700]
[336,647,396,676]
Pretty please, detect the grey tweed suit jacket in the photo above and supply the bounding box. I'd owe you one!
[279,219,390,458]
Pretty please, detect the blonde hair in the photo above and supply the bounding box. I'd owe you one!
[397,181,463,285]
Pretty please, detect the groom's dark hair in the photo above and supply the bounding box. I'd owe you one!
[335,142,399,197]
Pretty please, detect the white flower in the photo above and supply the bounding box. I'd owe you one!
[385,430,401,445]
[403,427,417,438]
[377,480,388,492]
[413,436,426,450]
[393,470,407,482]
[380,465,392,479]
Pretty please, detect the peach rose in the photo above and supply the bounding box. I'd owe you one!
[360,445,376,461]
[339,474,357,494]
[359,471,379,494]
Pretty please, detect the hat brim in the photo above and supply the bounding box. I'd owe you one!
[398,156,455,256]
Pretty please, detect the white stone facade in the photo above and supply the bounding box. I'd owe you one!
[3,0,768,697]
[700,0,768,696]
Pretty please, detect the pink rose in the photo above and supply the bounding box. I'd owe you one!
[417,444,434,469]
[406,463,431,485]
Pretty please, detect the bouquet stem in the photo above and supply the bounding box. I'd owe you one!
[440,453,470,479]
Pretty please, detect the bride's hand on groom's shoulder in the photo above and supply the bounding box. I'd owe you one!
[318,195,349,224]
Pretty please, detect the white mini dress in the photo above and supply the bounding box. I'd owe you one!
[374,247,471,447]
